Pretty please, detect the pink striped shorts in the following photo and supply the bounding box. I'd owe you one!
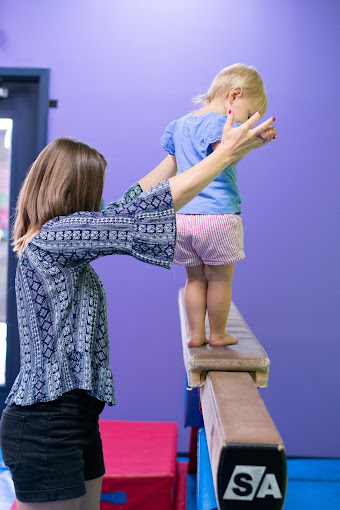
[174,214,245,266]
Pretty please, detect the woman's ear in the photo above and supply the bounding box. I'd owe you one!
[229,87,243,104]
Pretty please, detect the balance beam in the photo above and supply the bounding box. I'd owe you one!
[179,288,270,388]
[179,289,287,509]
[201,372,286,509]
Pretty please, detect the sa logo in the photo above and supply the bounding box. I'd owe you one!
[223,465,282,501]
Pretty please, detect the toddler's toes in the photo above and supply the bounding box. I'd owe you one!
[209,332,238,347]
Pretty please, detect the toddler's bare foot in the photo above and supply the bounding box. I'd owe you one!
[187,334,208,347]
[209,332,238,347]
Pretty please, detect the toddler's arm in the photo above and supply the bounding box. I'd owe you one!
[138,155,177,191]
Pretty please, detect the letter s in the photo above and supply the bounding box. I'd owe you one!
[233,473,252,497]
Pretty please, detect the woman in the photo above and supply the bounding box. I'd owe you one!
[0,111,276,509]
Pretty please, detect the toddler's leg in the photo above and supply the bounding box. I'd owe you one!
[204,263,238,347]
[185,265,208,347]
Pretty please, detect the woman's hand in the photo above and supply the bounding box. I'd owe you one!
[231,122,277,164]
[169,111,276,212]
[215,111,276,165]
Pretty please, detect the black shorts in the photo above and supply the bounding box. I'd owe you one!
[0,389,105,503]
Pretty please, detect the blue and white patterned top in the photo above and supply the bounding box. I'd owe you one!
[161,112,242,214]
[5,180,176,407]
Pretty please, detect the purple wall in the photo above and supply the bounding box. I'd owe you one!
[1,0,339,455]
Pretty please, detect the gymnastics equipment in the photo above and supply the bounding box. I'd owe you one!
[180,291,269,389]
[179,289,287,509]
[197,428,218,509]
[9,420,187,510]
[99,420,187,510]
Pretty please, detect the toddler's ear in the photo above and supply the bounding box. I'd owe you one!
[230,87,243,102]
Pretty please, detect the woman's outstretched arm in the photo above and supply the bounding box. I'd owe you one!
[168,111,276,212]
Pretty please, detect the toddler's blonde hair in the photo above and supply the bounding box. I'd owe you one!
[194,63,267,116]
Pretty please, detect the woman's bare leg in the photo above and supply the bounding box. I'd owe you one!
[17,497,81,510]
[80,476,103,510]
[204,263,238,346]
[17,473,102,510]
[184,265,208,347]
[16,476,102,510]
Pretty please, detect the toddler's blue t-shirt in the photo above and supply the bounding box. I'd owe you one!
[161,112,242,214]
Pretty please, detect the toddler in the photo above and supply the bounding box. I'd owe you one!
[161,63,271,347]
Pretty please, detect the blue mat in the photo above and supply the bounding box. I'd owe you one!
[190,430,340,510]
[0,448,16,510]
[1,447,340,509]
[188,471,340,510]
[285,459,340,509]
[197,429,217,509]
[287,458,340,481]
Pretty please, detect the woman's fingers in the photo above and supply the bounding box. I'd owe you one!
[222,110,234,135]
[217,110,277,164]
[224,110,276,141]
[242,111,262,130]
[252,116,276,137]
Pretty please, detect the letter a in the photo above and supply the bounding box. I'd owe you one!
[256,474,282,499]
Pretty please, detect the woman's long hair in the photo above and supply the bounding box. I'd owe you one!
[12,137,107,257]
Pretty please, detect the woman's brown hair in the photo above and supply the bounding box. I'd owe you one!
[12,137,107,257]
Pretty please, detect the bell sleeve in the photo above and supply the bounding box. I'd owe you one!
[30,180,176,270]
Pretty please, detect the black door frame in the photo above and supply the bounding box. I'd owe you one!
[0,67,49,150]
[0,68,49,408]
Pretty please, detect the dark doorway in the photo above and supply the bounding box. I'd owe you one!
[0,68,49,412]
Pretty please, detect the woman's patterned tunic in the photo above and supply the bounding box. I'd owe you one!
[5,180,176,406]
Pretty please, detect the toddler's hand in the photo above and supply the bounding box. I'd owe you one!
[231,126,277,164]
[257,126,277,143]
[217,111,276,166]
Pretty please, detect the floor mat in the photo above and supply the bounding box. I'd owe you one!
[189,457,340,510]
[1,451,339,509]
[0,448,15,510]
